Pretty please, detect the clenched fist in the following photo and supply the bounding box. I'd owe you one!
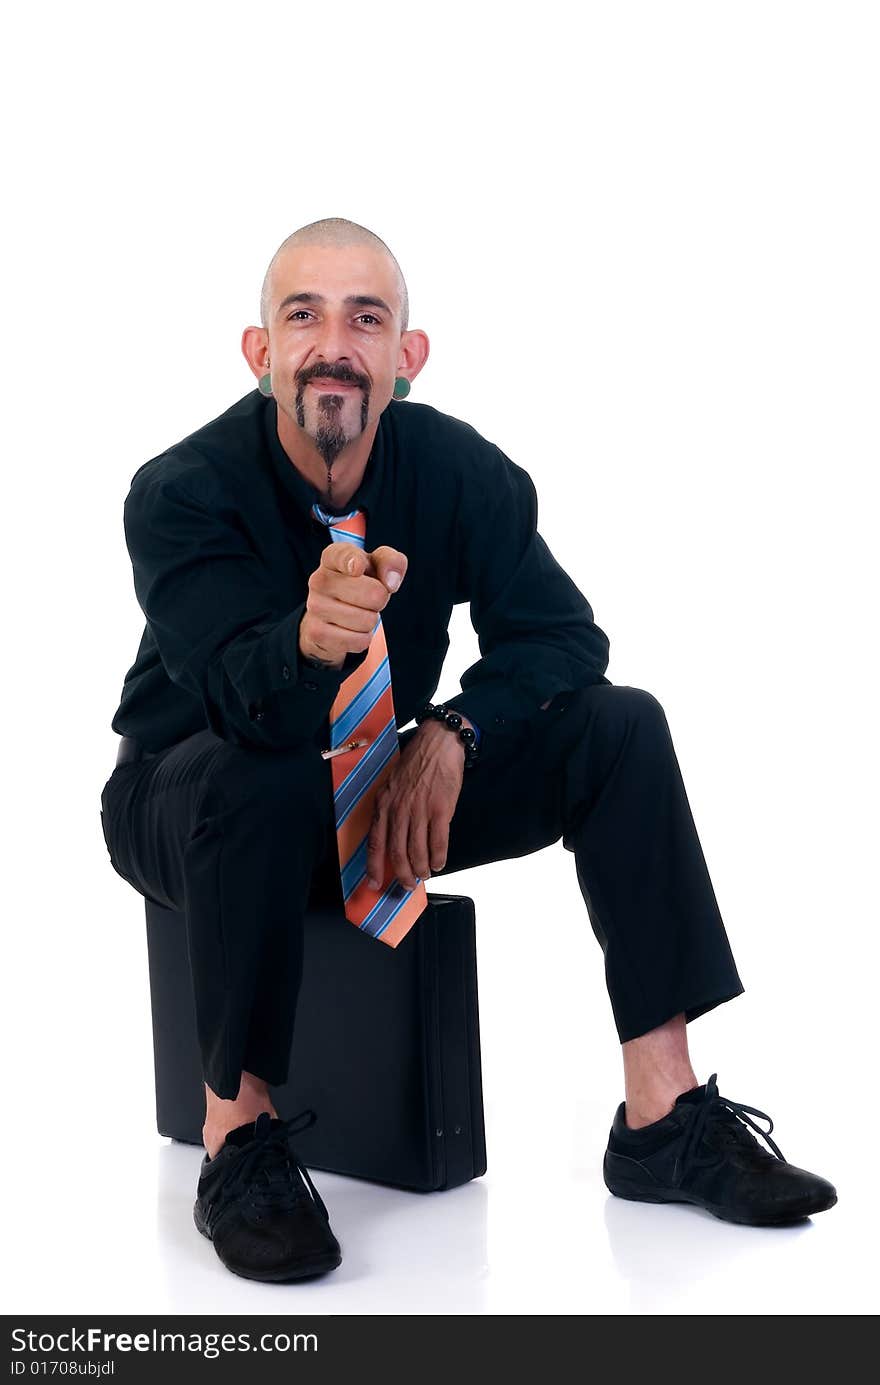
[299,541,408,668]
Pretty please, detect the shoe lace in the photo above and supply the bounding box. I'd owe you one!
[212,1108,330,1225]
[671,1073,787,1189]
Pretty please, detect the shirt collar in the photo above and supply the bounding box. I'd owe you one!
[262,395,385,522]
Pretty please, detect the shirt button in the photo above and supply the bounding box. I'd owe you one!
[303,680,318,692]
[494,714,505,726]
[282,665,290,680]
[254,711,265,722]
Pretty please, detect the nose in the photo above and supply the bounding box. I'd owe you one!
[312,315,353,367]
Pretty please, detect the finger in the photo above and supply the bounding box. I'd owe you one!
[306,617,374,657]
[320,564,391,613]
[365,801,388,892]
[388,805,417,891]
[308,592,380,635]
[320,540,369,578]
[407,809,432,884]
[368,545,408,594]
[313,556,388,612]
[428,815,450,874]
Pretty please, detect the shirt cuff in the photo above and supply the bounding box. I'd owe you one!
[439,684,540,769]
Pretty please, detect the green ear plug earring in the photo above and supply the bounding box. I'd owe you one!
[258,372,273,397]
[393,377,411,399]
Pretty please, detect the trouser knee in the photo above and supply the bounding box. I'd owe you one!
[562,684,670,756]
[585,683,666,731]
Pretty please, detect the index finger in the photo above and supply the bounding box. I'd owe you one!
[320,543,390,611]
[365,800,388,893]
[321,540,366,577]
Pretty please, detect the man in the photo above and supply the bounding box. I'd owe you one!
[101,217,836,1284]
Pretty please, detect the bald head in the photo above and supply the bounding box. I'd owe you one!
[260,217,409,332]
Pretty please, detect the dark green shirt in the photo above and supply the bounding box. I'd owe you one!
[110,389,611,767]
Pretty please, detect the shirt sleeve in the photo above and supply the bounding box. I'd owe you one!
[123,473,367,750]
[441,443,610,765]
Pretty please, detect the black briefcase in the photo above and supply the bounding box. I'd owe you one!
[144,892,487,1192]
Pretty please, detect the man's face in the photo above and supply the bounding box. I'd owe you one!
[264,243,405,467]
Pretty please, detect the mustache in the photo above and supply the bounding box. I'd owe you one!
[293,363,371,434]
[296,363,371,391]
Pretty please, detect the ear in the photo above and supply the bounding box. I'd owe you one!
[396,329,430,388]
[241,325,270,382]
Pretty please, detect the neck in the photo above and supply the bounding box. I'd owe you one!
[275,407,377,512]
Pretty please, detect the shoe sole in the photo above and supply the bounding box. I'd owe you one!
[603,1174,838,1226]
[193,1202,342,1282]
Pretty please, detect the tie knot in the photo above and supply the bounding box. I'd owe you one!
[311,504,367,544]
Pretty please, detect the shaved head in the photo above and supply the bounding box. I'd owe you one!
[260,217,409,332]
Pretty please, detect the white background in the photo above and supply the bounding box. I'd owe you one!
[3,0,877,1316]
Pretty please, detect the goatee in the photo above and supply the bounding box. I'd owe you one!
[313,395,348,468]
[315,426,348,468]
[292,366,372,472]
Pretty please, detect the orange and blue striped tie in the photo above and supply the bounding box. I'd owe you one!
[312,503,429,947]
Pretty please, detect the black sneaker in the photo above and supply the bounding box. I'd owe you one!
[603,1073,837,1226]
[194,1108,342,1281]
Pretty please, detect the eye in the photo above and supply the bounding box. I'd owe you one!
[357,314,381,326]
[288,310,313,321]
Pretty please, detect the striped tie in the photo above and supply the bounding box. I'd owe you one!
[311,503,429,947]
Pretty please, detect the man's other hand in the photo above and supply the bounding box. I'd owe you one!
[365,721,465,892]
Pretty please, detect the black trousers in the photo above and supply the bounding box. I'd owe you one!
[99,684,744,1101]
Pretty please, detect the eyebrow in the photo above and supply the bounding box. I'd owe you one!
[276,291,393,318]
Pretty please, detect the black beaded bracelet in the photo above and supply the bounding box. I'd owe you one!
[414,702,480,769]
